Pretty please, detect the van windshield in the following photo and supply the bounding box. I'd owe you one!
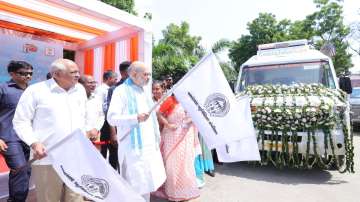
[238,61,336,91]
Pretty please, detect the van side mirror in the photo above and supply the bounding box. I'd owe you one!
[339,76,352,94]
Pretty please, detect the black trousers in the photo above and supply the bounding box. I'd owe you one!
[100,121,119,170]
[3,141,31,202]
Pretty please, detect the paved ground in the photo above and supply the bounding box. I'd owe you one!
[1,134,359,202]
[155,134,360,202]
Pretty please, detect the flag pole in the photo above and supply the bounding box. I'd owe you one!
[148,52,214,114]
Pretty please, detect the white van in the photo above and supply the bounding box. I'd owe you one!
[235,39,354,171]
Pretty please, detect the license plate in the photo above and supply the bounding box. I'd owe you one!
[263,141,293,152]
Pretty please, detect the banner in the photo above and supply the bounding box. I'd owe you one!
[216,96,260,162]
[48,129,144,202]
[173,53,257,150]
[0,28,63,83]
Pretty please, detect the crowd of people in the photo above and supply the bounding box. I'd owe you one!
[0,58,218,202]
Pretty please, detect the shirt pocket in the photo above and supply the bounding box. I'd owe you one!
[35,98,56,121]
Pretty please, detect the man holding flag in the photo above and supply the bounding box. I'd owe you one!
[12,59,87,201]
[13,59,145,202]
[107,61,166,202]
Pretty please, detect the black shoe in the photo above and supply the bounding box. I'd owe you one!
[205,171,215,177]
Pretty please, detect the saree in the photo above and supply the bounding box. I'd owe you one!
[155,96,200,201]
[194,135,215,187]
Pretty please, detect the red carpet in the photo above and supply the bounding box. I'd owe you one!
[0,155,9,173]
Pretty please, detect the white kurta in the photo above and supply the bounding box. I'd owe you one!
[107,83,166,195]
[13,78,87,165]
[85,93,105,131]
[95,83,109,113]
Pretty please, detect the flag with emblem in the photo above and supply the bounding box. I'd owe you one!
[172,53,259,156]
[48,129,144,202]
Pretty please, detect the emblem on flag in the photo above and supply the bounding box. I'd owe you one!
[51,130,145,202]
[204,93,230,117]
[81,175,109,199]
[172,52,259,152]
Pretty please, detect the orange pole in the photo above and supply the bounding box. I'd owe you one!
[103,43,115,72]
[130,35,138,61]
[84,49,94,75]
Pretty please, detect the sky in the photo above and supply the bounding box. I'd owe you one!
[136,0,360,69]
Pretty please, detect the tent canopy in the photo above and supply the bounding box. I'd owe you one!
[0,0,153,81]
[0,0,151,50]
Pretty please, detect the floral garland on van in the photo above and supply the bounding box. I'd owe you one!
[237,83,354,173]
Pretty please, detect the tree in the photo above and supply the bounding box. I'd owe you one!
[101,0,137,15]
[152,22,205,82]
[211,39,231,54]
[211,39,237,84]
[228,0,352,75]
[229,13,291,71]
[307,0,352,74]
[348,9,360,56]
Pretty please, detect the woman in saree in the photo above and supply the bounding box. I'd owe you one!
[154,95,200,202]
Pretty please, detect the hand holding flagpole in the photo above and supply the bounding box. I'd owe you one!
[13,130,79,173]
[147,52,214,115]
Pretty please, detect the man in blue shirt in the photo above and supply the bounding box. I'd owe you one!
[0,61,33,202]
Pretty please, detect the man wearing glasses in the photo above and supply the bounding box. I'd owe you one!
[164,75,173,90]
[0,60,33,202]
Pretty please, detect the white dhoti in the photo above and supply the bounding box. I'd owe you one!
[118,136,166,195]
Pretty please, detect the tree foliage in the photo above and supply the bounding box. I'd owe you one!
[211,39,231,54]
[152,22,205,82]
[210,39,237,84]
[348,10,360,56]
[228,0,352,75]
[101,0,137,15]
[309,0,352,74]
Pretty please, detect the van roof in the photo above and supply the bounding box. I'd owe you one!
[242,49,330,68]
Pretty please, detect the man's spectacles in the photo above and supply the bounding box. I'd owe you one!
[16,71,33,76]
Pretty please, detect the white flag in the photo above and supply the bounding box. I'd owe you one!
[216,96,260,162]
[173,53,256,149]
[48,129,144,202]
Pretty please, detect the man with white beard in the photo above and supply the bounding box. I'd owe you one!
[107,61,166,202]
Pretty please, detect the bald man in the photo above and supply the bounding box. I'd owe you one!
[13,58,87,201]
[107,61,166,202]
[79,75,105,145]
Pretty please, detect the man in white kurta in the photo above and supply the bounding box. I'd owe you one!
[79,75,105,143]
[95,70,117,112]
[107,61,166,202]
[13,59,87,202]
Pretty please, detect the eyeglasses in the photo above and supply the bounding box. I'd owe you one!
[16,71,33,76]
